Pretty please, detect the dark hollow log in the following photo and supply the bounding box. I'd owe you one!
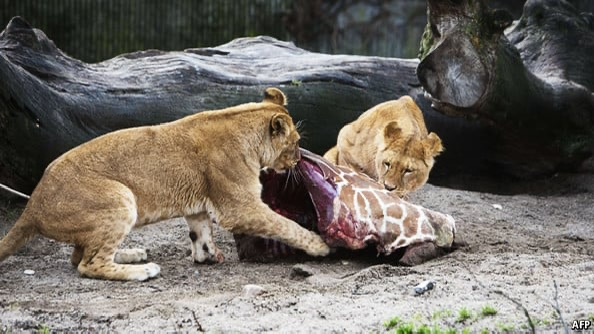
[0,16,488,194]
[417,0,594,178]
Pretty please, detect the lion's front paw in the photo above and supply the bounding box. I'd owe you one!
[144,263,161,278]
[127,262,161,281]
[193,244,225,264]
[304,235,331,257]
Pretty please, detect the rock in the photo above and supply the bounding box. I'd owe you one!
[242,284,266,297]
[305,274,343,287]
[413,280,435,295]
[290,264,321,279]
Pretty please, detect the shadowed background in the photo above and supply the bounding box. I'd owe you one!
[4,0,591,63]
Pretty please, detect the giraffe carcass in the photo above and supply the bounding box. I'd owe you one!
[235,149,459,265]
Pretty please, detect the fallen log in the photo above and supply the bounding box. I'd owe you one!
[0,16,486,193]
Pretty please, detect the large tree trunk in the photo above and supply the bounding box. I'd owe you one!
[0,16,486,193]
[417,0,594,178]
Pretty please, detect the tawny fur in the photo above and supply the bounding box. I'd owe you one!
[323,96,443,197]
[0,87,330,281]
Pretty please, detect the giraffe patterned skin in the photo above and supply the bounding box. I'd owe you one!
[235,149,457,262]
[297,149,456,255]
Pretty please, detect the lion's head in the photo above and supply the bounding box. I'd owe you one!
[376,121,443,196]
[262,88,301,172]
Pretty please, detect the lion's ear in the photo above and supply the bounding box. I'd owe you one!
[383,121,402,140]
[263,87,287,106]
[423,132,444,157]
[270,113,290,136]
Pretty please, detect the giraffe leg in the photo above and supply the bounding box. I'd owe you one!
[185,212,224,264]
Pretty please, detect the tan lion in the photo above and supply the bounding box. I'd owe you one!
[0,87,330,281]
[324,96,443,196]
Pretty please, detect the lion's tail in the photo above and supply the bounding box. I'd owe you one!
[0,216,36,263]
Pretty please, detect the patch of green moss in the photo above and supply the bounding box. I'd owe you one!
[480,305,498,317]
[384,316,401,330]
[496,322,516,332]
[456,307,472,323]
[37,325,50,334]
[418,23,434,60]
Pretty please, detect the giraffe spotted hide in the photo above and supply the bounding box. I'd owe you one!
[234,149,458,265]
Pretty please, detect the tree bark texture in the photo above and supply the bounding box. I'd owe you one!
[417,0,594,178]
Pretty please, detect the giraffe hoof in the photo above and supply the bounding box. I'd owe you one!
[398,242,447,266]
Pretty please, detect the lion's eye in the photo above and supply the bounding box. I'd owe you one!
[383,161,391,169]
[404,168,414,175]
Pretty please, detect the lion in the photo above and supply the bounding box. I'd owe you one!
[0,87,330,281]
[323,96,443,197]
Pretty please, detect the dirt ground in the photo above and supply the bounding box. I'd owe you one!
[0,172,593,333]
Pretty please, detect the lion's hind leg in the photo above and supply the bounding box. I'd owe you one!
[72,181,159,281]
[114,248,147,264]
[71,245,83,266]
[76,216,159,281]
[78,247,160,281]
[72,244,148,267]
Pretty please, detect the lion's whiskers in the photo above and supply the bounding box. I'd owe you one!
[283,168,293,192]
[290,167,302,187]
[295,120,308,141]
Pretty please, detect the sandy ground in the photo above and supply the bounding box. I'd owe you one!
[0,172,593,333]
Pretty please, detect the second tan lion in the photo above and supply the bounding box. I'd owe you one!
[324,96,443,196]
[0,88,330,281]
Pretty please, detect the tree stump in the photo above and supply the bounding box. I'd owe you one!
[417,0,594,178]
